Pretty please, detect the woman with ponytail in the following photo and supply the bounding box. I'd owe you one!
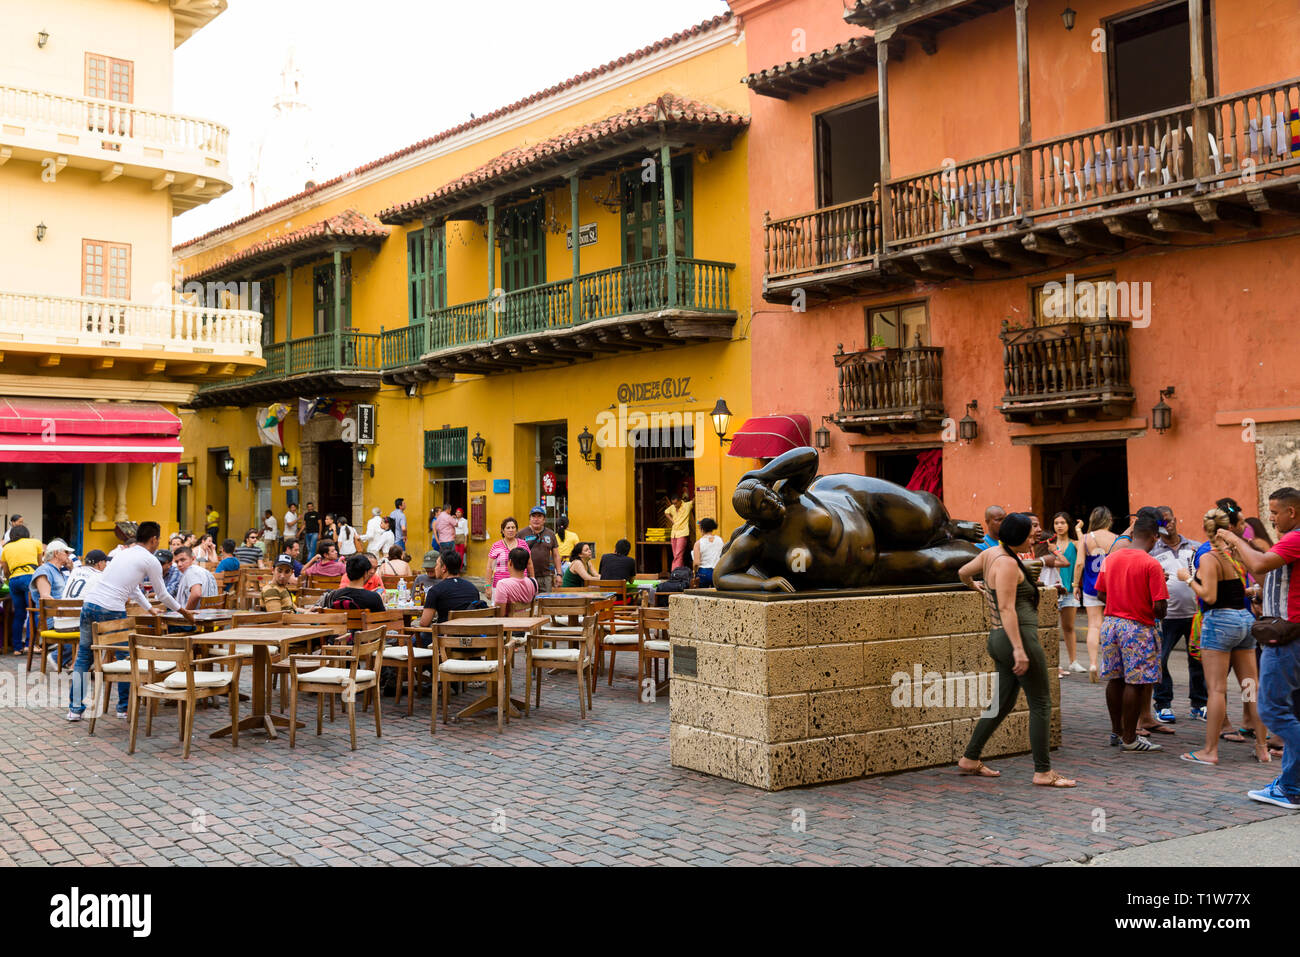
[957,512,1076,787]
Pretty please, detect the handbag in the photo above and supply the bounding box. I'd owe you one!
[1252,616,1300,648]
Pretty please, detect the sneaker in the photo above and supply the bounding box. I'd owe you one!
[1155,708,1176,724]
[1109,733,1120,747]
[1247,782,1300,810]
[1120,736,1163,753]
[1068,661,1088,673]
[114,710,129,720]
[64,710,83,722]
[1189,707,1208,721]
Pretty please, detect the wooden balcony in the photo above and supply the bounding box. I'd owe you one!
[383,258,736,382]
[831,341,945,434]
[998,319,1134,425]
[192,331,382,407]
[761,77,1300,296]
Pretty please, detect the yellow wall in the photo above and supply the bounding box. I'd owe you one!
[178,24,757,570]
[0,0,175,110]
[1,161,174,300]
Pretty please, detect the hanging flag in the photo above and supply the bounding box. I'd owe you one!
[298,396,354,425]
[257,403,290,446]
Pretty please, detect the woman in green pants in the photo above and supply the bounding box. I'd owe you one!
[957,511,1076,788]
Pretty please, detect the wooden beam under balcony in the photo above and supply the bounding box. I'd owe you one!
[1193,199,1259,230]
[982,237,1045,267]
[1148,208,1212,235]
[1057,223,1124,253]
[1103,213,1169,245]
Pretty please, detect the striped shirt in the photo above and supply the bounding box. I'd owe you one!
[234,546,263,567]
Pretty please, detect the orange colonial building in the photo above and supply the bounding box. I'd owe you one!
[730,0,1300,528]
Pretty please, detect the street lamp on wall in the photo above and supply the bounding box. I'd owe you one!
[1061,6,1076,30]
[277,450,297,476]
[356,444,374,478]
[814,423,831,450]
[37,30,49,48]
[35,222,46,242]
[470,431,492,473]
[958,400,980,443]
[711,398,733,445]
[1152,386,1175,434]
[577,427,601,471]
[220,453,241,483]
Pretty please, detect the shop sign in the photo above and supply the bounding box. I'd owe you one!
[541,471,557,495]
[694,485,717,524]
[279,475,299,488]
[493,479,510,494]
[615,377,691,404]
[356,404,375,444]
[177,476,193,486]
[565,223,597,249]
[469,480,487,493]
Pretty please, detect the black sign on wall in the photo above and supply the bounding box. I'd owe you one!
[357,404,375,444]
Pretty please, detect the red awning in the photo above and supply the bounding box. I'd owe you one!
[727,414,812,459]
[0,399,182,463]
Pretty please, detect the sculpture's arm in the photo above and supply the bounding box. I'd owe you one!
[740,447,819,496]
[713,529,795,593]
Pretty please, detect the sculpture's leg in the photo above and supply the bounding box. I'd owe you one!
[870,542,983,586]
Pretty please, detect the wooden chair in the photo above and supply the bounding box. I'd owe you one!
[525,609,594,719]
[287,625,384,751]
[215,569,240,594]
[535,596,589,642]
[380,574,414,590]
[198,593,231,610]
[296,587,330,606]
[87,617,158,736]
[271,611,349,708]
[591,580,628,602]
[303,574,342,589]
[588,598,639,691]
[637,606,671,702]
[448,606,502,620]
[126,633,243,758]
[29,598,83,673]
[430,622,509,734]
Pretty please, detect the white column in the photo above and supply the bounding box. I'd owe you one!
[112,462,130,522]
[92,463,108,522]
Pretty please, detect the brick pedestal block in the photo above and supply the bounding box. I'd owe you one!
[668,588,1061,790]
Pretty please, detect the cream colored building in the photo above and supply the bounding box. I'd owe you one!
[0,0,262,554]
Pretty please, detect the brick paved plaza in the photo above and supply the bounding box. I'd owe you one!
[0,646,1289,867]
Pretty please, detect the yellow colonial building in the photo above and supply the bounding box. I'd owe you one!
[0,0,261,554]
[177,13,757,570]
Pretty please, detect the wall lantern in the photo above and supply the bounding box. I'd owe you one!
[576,427,602,471]
[1152,386,1175,434]
[35,222,47,242]
[220,453,241,483]
[356,444,374,478]
[959,400,980,442]
[277,450,297,476]
[37,30,49,48]
[814,423,831,450]
[711,398,733,445]
[1061,6,1076,30]
[470,431,492,473]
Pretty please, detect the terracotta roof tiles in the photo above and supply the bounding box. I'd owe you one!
[184,208,389,282]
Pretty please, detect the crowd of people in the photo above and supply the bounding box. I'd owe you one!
[964,492,1300,810]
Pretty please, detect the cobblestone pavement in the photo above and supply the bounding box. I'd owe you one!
[0,644,1291,866]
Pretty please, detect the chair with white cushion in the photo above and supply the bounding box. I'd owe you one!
[126,632,243,759]
[431,621,509,734]
[637,607,671,703]
[535,596,589,642]
[525,607,594,719]
[591,598,641,689]
[287,625,384,751]
[87,616,164,736]
[367,608,428,715]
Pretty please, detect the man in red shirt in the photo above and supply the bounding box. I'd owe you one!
[1096,513,1168,753]
[1218,487,1300,810]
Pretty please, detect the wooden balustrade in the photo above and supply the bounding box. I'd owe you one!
[832,343,945,432]
[999,319,1134,423]
[888,149,1020,247]
[763,197,881,280]
[1207,78,1300,182]
[380,324,426,368]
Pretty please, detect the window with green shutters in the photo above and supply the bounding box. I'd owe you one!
[424,427,468,469]
[407,225,446,322]
[499,199,546,292]
[258,277,275,347]
[313,257,351,334]
[621,157,692,263]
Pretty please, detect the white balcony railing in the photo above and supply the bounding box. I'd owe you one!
[0,85,230,203]
[0,291,262,359]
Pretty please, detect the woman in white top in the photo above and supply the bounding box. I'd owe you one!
[336,514,359,556]
[692,517,725,588]
[368,515,395,559]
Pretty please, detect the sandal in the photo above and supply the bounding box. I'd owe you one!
[1140,723,1176,735]
[1180,751,1218,765]
[1237,727,1257,739]
[1033,771,1077,788]
[1253,750,1272,763]
[957,760,1000,777]
[1219,731,1248,743]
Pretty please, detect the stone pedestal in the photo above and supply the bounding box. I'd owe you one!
[667,588,1061,791]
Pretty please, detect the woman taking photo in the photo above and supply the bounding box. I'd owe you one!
[1047,512,1087,678]
[562,542,598,586]
[957,512,1075,788]
[486,517,531,591]
[1080,506,1125,683]
[1178,507,1270,765]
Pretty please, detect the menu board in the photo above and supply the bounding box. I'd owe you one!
[694,485,718,525]
[470,495,488,540]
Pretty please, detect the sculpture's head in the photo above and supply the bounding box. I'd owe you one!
[734,478,786,528]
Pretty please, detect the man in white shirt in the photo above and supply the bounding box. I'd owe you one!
[363,507,384,548]
[63,549,108,605]
[1,514,22,545]
[262,510,279,562]
[283,504,298,546]
[173,545,219,610]
[68,521,193,721]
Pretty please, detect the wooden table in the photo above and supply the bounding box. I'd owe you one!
[129,609,270,631]
[206,625,343,739]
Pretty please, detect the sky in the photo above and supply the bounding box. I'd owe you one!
[172,0,733,242]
